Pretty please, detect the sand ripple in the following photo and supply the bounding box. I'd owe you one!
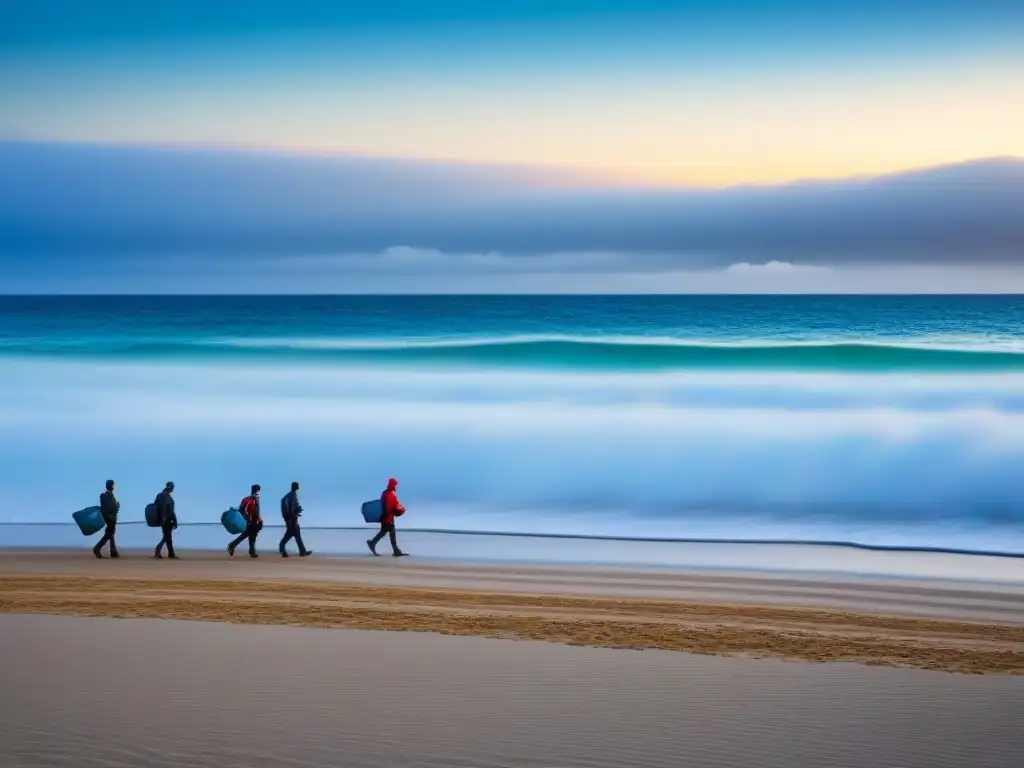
[1,572,1021,675]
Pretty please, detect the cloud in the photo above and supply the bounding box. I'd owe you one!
[2,142,1023,273]
[725,260,832,276]
[282,247,644,275]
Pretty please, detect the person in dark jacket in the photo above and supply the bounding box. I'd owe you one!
[93,479,120,559]
[367,477,407,557]
[279,481,312,557]
[154,481,178,559]
[229,484,263,558]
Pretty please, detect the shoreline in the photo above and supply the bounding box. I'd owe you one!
[5,520,1024,559]
[2,550,1021,675]
[4,525,1023,585]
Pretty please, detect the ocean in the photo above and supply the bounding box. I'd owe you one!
[1,295,1023,557]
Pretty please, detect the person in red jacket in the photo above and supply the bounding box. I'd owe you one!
[228,484,263,558]
[367,477,407,557]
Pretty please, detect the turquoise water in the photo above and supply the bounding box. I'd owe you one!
[4,295,1024,370]
[1,295,1023,555]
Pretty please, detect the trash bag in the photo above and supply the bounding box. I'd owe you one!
[361,499,383,523]
[145,502,160,527]
[221,507,247,535]
[72,506,105,536]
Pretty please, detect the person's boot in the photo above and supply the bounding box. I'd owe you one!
[110,550,120,559]
[299,550,313,557]
[393,550,407,558]
[93,546,104,559]
[227,544,236,557]
[367,539,378,556]
[249,550,259,558]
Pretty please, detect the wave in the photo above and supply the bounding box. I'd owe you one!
[5,374,1024,541]
[4,352,1024,554]
[6,334,1024,372]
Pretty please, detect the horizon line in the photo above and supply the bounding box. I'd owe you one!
[4,293,1024,299]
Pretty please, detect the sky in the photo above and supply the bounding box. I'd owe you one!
[1,1,1023,293]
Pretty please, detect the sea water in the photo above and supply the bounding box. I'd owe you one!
[1,295,1023,557]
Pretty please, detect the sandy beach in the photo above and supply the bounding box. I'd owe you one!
[2,613,1023,768]
[1,550,1021,675]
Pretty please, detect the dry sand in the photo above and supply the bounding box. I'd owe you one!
[1,550,1021,675]
[2,613,1023,768]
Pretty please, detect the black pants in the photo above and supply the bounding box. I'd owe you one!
[230,521,262,555]
[155,523,176,557]
[279,518,308,555]
[94,520,118,555]
[370,522,399,554]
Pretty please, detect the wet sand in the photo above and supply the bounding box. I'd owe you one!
[2,613,1022,768]
[1,550,1022,675]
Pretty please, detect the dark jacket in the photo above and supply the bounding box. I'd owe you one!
[155,490,177,527]
[281,490,302,521]
[99,491,120,524]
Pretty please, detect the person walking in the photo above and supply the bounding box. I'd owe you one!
[229,484,263,558]
[279,481,312,558]
[367,477,407,557]
[93,479,120,558]
[153,481,178,559]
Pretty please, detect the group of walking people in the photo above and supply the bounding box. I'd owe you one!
[222,481,312,560]
[94,479,186,559]
[91,477,407,559]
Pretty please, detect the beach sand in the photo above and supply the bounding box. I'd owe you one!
[1,550,1021,675]
[2,613,1023,768]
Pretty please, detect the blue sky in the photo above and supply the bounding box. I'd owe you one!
[1,1,1022,292]
[5,2,1018,47]
[4,0,1022,183]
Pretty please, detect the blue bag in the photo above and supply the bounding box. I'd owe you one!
[72,506,105,536]
[145,502,160,528]
[361,499,382,523]
[221,507,247,535]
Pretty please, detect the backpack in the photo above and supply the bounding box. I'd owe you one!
[144,501,160,527]
[240,496,257,521]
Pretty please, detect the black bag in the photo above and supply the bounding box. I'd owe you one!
[145,502,160,527]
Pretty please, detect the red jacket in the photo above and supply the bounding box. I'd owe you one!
[240,495,262,525]
[380,482,405,525]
